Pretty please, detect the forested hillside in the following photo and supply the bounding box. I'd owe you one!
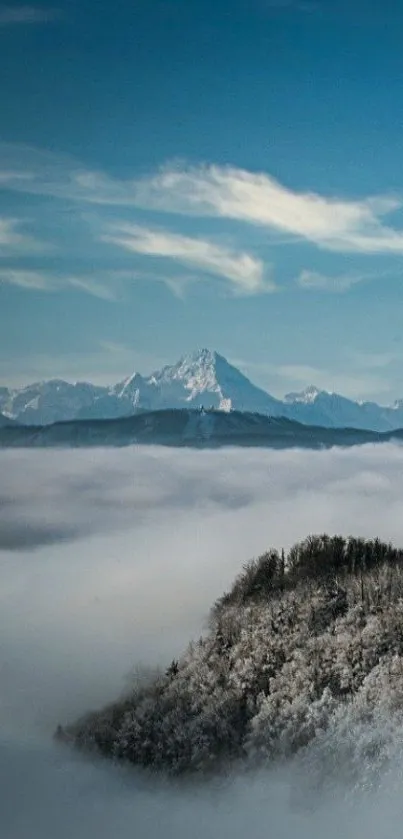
[61,535,403,779]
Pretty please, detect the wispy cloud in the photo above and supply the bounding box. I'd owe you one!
[0,265,208,301]
[67,276,118,301]
[136,164,403,255]
[297,269,369,292]
[0,218,26,248]
[276,363,391,400]
[0,5,58,25]
[0,269,49,290]
[232,356,395,401]
[0,216,45,254]
[2,145,403,256]
[0,344,169,387]
[347,350,398,371]
[103,223,273,295]
[0,269,117,300]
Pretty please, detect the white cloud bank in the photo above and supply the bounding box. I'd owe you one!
[2,444,403,837]
[3,444,403,720]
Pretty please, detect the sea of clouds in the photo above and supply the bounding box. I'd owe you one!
[2,443,403,838]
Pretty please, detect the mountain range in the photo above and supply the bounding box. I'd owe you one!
[1,348,403,432]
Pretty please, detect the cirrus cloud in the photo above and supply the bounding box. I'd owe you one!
[0,217,46,255]
[135,164,403,254]
[0,268,118,300]
[1,144,403,256]
[102,223,273,295]
[297,269,369,292]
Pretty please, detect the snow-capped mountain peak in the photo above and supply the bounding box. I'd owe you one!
[114,371,143,399]
[149,349,236,409]
[153,348,219,387]
[284,385,324,405]
[3,348,403,432]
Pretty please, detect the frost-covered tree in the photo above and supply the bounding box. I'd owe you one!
[62,534,403,777]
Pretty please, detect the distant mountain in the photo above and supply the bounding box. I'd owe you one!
[0,379,109,426]
[2,348,403,432]
[284,385,322,405]
[0,407,401,450]
[283,387,403,432]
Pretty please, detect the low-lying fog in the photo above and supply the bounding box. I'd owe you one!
[2,443,403,837]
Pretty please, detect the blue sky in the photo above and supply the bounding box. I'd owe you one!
[1,0,403,401]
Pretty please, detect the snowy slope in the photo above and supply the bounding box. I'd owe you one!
[0,380,109,425]
[0,349,283,425]
[283,386,403,432]
[147,349,283,414]
[2,349,403,431]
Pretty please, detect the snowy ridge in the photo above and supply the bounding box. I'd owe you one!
[284,385,324,405]
[2,348,403,432]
